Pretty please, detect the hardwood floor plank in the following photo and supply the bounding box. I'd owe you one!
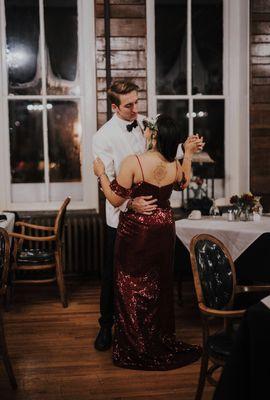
[1,279,215,400]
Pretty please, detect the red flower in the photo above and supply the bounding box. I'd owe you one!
[195,177,204,186]
[230,195,239,205]
[230,193,255,209]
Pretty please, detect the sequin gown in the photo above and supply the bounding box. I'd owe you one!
[110,159,201,371]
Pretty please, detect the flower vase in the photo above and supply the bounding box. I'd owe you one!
[241,208,250,221]
[233,207,241,221]
[253,196,263,215]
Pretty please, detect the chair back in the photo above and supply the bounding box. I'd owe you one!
[0,228,10,290]
[190,234,236,310]
[54,197,71,242]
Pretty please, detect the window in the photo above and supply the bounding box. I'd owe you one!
[0,0,97,210]
[147,0,249,205]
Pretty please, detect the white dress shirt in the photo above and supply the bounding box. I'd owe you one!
[92,113,184,228]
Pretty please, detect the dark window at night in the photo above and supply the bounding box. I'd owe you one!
[157,100,189,143]
[193,100,224,178]
[5,0,41,95]
[44,0,79,95]
[155,0,224,180]
[192,0,223,95]
[5,0,82,194]
[155,0,187,95]
[48,101,81,182]
[9,100,44,183]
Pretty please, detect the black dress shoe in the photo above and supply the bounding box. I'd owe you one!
[94,327,112,351]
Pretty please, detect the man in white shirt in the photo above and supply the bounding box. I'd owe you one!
[92,80,203,351]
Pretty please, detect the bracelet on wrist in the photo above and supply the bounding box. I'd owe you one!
[97,173,107,183]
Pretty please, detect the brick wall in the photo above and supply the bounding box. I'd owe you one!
[95,0,147,129]
[250,0,270,211]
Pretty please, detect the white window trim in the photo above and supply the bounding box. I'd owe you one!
[146,0,249,201]
[0,0,98,211]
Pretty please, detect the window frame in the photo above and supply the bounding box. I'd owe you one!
[146,0,249,203]
[0,0,98,211]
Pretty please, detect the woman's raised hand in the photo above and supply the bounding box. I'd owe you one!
[184,134,204,154]
[93,157,105,177]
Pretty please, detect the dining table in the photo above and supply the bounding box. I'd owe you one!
[213,295,270,400]
[175,216,270,397]
[174,215,270,285]
[0,212,15,234]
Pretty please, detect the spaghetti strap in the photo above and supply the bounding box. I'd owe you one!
[135,155,145,181]
[174,160,179,182]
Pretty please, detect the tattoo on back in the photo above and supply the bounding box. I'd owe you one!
[153,162,167,184]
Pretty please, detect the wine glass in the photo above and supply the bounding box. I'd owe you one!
[209,199,220,218]
[253,196,263,216]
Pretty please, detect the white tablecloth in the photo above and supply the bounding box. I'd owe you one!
[261,294,270,309]
[0,212,15,233]
[175,216,270,261]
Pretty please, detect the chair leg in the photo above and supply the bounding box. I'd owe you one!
[0,313,17,389]
[195,351,209,400]
[55,250,68,308]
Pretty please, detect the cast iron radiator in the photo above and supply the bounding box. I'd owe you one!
[16,210,104,277]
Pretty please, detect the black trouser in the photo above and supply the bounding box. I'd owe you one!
[98,225,117,328]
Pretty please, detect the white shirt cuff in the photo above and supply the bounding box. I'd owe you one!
[118,199,130,213]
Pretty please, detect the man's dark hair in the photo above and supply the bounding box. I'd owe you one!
[108,80,139,107]
[156,114,180,162]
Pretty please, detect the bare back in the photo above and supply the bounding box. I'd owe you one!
[133,152,182,188]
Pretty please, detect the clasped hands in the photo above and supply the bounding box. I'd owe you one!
[184,134,204,153]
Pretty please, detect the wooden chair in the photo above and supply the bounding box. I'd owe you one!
[0,228,17,389]
[9,197,70,308]
[190,233,270,400]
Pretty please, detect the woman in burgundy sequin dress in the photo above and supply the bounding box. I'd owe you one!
[94,115,202,370]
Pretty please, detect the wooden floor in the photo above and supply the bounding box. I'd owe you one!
[1,279,215,400]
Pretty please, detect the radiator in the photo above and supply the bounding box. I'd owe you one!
[16,210,104,276]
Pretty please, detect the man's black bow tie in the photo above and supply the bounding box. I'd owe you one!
[126,120,138,132]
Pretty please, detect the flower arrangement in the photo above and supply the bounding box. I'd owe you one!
[230,192,256,220]
[230,192,256,211]
[142,114,159,132]
[189,176,207,199]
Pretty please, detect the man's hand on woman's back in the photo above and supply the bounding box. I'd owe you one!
[129,196,158,215]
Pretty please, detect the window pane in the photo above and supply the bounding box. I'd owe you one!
[5,0,41,95]
[9,100,44,183]
[155,0,187,95]
[157,100,188,143]
[193,100,224,178]
[11,184,46,203]
[44,0,79,95]
[192,0,223,95]
[47,101,82,182]
[50,182,83,201]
